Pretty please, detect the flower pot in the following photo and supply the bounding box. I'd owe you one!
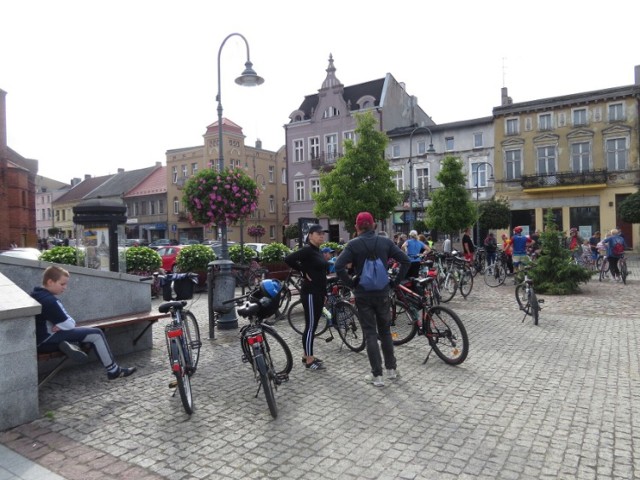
[264,262,290,281]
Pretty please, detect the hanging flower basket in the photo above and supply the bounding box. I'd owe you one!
[247,224,266,239]
[182,167,260,227]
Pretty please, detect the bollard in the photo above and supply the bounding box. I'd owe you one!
[208,259,238,332]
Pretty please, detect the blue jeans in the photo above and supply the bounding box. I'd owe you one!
[355,294,396,377]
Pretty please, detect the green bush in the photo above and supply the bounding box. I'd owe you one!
[176,244,216,272]
[125,246,162,273]
[229,244,257,264]
[40,246,84,266]
[260,242,291,265]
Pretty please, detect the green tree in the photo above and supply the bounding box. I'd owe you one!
[479,196,511,230]
[314,112,399,236]
[527,211,592,294]
[425,156,476,234]
[618,190,640,224]
[284,224,299,240]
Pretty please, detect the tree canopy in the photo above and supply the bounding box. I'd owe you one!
[313,112,399,235]
[618,190,640,224]
[479,196,511,230]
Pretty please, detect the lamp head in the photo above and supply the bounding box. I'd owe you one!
[427,143,436,153]
[235,61,264,86]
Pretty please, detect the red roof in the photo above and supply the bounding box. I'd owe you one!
[126,166,167,197]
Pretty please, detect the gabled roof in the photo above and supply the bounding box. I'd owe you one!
[204,117,244,136]
[36,175,70,192]
[54,174,114,204]
[87,166,158,200]
[126,166,167,197]
[6,147,38,175]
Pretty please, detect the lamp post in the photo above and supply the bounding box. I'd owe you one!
[212,33,263,332]
[408,126,436,232]
[472,161,494,246]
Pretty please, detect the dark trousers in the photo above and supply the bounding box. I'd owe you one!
[301,292,324,357]
[355,294,396,377]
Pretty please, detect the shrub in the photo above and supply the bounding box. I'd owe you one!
[284,224,299,240]
[176,244,216,272]
[229,244,257,264]
[260,242,291,265]
[40,246,84,266]
[125,246,162,273]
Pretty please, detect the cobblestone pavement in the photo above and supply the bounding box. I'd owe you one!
[1,256,639,479]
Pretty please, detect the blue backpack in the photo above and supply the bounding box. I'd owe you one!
[359,237,389,291]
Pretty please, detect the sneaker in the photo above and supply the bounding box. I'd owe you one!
[107,367,137,380]
[58,341,88,363]
[386,369,399,380]
[364,374,384,387]
[305,359,325,370]
[301,357,323,364]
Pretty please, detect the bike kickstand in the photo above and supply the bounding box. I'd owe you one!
[254,383,262,399]
[422,348,433,365]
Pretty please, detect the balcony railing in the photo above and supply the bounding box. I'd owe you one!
[310,152,343,170]
[399,187,431,208]
[521,169,608,189]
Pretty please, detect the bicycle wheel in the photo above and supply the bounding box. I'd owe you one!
[182,311,201,372]
[261,325,293,377]
[438,274,458,303]
[170,339,194,415]
[515,284,529,314]
[286,299,329,336]
[424,306,469,365]
[458,270,474,298]
[530,290,540,326]
[334,301,365,352]
[254,353,278,418]
[598,257,609,282]
[620,258,628,284]
[390,299,418,346]
[484,263,506,287]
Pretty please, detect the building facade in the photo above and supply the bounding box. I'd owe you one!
[494,67,640,248]
[35,175,70,242]
[123,165,168,243]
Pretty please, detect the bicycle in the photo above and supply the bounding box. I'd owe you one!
[221,279,293,419]
[287,278,364,352]
[389,276,469,365]
[271,269,303,322]
[431,252,458,303]
[515,265,543,326]
[598,256,610,282]
[619,255,628,284]
[233,260,268,292]
[484,251,508,287]
[143,272,201,415]
[471,247,486,277]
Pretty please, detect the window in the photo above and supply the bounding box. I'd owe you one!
[150,200,156,215]
[392,144,400,158]
[416,167,429,190]
[473,132,483,148]
[294,180,305,201]
[140,201,147,215]
[41,208,45,220]
[471,163,488,188]
[573,108,587,126]
[181,164,187,178]
[293,139,304,163]
[172,166,178,183]
[268,166,274,182]
[606,138,627,170]
[325,134,338,160]
[310,178,321,195]
[323,106,339,118]
[505,149,522,180]
[417,141,426,155]
[309,137,320,160]
[158,199,165,214]
[445,137,454,151]
[269,195,275,213]
[537,146,557,174]
[191,163,198,176]
[506,118,519,135]
[173,197,180,215]
[393,170,404,191]
[571,142,591,172]
[133,202,139,216]
[538,113,552,131]
[269,225,276,239]
[344,131,356,145]
[281,168,287,184]
[608,103,624,122]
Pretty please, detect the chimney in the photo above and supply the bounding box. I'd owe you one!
[156,161,161,167]
[501,87,513,106]
[84,174,91,180]
[255,139,262,149]
[635,65,640,85]
[70,177,81,186]
[117,168,124,173]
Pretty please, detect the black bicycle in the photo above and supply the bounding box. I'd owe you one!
[515,265,543,325]
[221,279,293,419]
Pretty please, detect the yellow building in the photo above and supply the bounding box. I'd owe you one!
[165,118,286,244]
[493,68,639,249]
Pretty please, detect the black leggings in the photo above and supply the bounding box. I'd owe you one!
[301,292,324,357]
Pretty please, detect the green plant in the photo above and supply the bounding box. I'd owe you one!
[125,246,162,273]
[40,246,84,266]
[259,242,291,265]
[229,244,256,264]
[284,224,299,240]
[176,244,216,272]
[321,241,340,252]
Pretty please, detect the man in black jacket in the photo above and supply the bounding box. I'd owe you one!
[335,212,410,387]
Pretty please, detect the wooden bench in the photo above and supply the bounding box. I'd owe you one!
[37,311,169,387]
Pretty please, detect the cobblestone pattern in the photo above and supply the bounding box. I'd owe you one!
[1,256,638,479]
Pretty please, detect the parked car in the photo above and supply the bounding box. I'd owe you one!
[149,238,179,250]
[181,239,201,245]
[124,238,150,247]
[208,241,236,259]
[243,242,269,259]
[156,245,188,272]
[0,248,42,261]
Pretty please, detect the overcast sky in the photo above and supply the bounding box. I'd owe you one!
[2,0,638,184]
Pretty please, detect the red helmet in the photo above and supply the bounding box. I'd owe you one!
[514,226,523,234]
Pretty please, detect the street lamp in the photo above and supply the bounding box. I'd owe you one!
[408,126,436,231]
[472,161,494,245]
[212,33,263,331]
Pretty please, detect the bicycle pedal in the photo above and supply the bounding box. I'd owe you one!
[241,355,250,363]
[168,380,177,389]
[276,373,289,383]
[538,299,545,304]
